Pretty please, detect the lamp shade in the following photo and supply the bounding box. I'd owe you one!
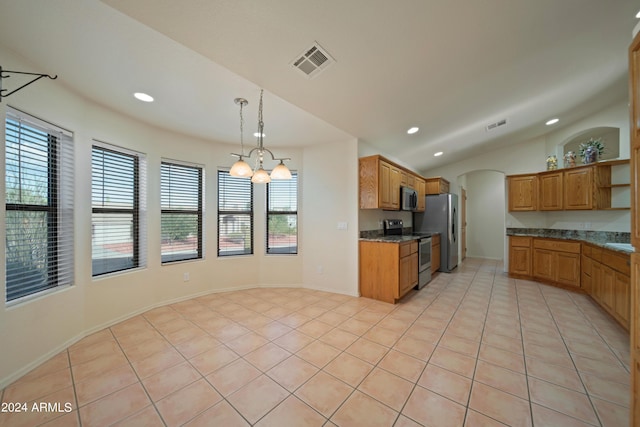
[251,167,271,183]
[270,162,292,179]
[230,159,253,178]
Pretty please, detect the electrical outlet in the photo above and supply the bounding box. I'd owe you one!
[316,265,324,274]
[183,272,190,282]
[584,222,591,230]
[337,221,348,230]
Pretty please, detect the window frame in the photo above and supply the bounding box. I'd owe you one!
[4,108,74,303]
[266,172,298,255]
[91,143,143,277]
[160,160,204,264]
[217,169,253,257]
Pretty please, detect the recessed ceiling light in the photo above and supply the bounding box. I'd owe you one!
[434,151,443,157]
[134,92,154,102]
[545,118,559,126]
[253,132,265,138]
[407,127,419,134]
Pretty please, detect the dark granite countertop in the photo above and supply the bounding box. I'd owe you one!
[359,230,439,243]
[506,228,633,254]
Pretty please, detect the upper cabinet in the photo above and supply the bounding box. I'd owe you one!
[360,156,401,209]
[507,174,537,211]
[425,177,450,195]
[507,159,630,212]
[359,155,427,211]
[538,171,563,211]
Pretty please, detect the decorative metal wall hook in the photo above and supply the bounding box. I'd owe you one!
[0,66,58,102]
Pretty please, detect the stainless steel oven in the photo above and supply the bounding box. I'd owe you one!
[417,237,432,289]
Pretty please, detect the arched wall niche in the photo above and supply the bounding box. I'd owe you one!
[561,126,620,164]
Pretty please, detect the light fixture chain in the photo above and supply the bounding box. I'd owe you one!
[239,100,245,156]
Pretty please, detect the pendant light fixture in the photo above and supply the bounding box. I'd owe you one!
[229,90,292,182]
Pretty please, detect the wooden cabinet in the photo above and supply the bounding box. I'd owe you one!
[564,166,593,210]
[507,159,629,212]
[583,243,631,330]
[359,156,401,210]
[538,171,563,211]
[509,236,532,276]
[359,155,426,211]
[415,177,426,212]
[359,239,418,304]
[629,33,640,424]
[507,174,537,211]
[431,234,441,273]
[425,177,450,195]
[532,239,581,288]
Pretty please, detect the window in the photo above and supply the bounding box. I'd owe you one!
[218,170,252,256]
[91,143,146,276]
[266,173,298,254]
[161,161,203,263]
[5,109,74,302]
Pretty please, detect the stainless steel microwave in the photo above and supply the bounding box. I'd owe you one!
[401,186,418,211]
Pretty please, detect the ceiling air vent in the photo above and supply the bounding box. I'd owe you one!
[486,118,508,131]
[290,42,335,79]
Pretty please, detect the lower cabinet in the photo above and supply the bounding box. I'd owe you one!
[531,239,580,288]
[359,240,418,304]
[508,237,631,330]
[432,234,441,273]
[509,236,532,276]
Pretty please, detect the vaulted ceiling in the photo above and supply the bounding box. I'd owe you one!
[1,0,637,171]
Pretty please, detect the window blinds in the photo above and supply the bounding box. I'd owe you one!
[266,173,298,254]
[218,170,253,256]
[91,143,146,276]
[161,161,203,263]
[5,109,74,302]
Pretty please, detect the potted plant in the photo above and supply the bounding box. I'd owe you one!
[578,137,605,164]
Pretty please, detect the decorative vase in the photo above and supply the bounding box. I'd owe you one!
[563,151,576,168]
[546,155,558,171]
[583,146,598,164]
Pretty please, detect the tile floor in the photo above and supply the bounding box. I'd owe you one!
[0,258,631,426]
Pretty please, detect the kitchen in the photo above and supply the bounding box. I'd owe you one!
[1,1,639,426]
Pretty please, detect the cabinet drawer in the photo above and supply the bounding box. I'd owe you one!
[400,241,418,257]
[602,250,631,276]
[510,236,532,248]
[590,246,603,262]
[533,239,580,254]
[582,245,592,258]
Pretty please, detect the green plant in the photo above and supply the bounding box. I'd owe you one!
[578,137,605,160]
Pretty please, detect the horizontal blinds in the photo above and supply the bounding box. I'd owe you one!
[267,173,298,254]
[161,162,203,263]
[5,110,74,302]
[218,170,252,256]
[92,144,144,276]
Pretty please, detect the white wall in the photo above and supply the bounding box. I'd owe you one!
[463,170,505,260]
[302,139,359,296]
[0,45,357,387]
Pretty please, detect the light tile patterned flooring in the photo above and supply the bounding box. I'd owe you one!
[0,258,631,426]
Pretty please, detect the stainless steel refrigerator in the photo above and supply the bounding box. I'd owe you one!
[414,193,458,272]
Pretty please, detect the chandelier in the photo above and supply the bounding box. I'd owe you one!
[229,90,292,183]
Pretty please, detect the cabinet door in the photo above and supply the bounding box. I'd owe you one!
[581,255,592,293]
[432,243,441,273]
[556,252,580,287]
[379,161,393,209]
[415,178,426,212]
[601,265,615,311]
[399,254,413,297]
[509,246,531,276]
[614,272,630,329]
[539,172,563,211]
[592,261,603,304]
[564,167,593,210]
[533,248,554,281]
[508,175,537,211]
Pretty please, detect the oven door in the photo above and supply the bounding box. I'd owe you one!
[417,238,432,289]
